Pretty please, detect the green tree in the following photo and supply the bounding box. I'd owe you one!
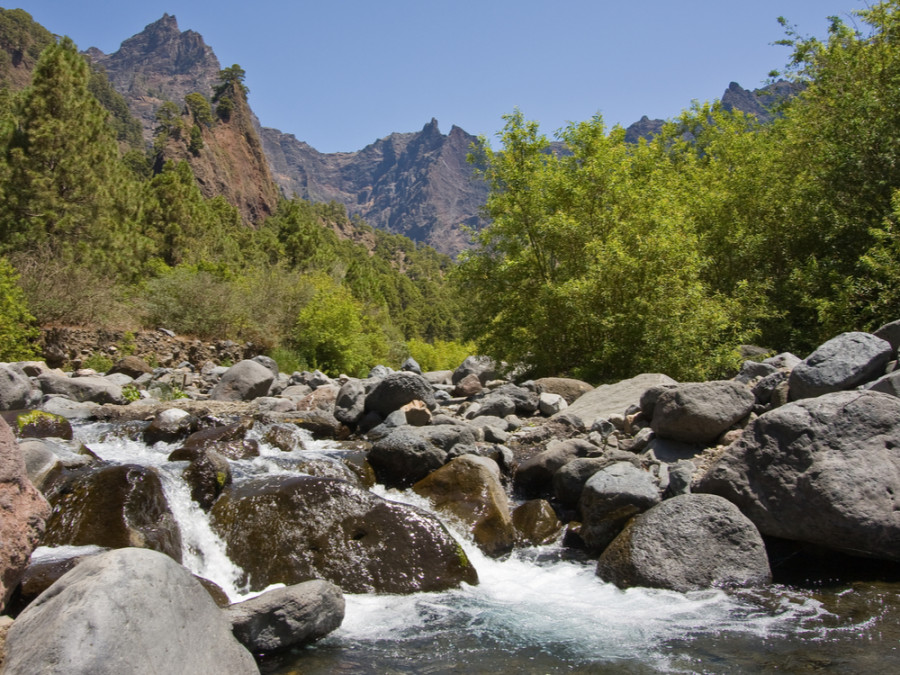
[184,92,213,126]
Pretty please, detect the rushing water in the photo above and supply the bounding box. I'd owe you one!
[57,421,900,674]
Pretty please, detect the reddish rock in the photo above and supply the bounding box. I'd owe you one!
[0,418,51,612]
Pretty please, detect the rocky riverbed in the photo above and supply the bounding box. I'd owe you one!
[2,322,900,672]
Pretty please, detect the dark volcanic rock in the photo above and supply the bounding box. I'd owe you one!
[210,475,478,593]
[696,390,900,561]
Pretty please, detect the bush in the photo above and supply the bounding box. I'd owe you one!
[406,338,476,372]
[0,257,38,360]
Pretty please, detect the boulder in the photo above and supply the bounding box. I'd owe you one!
[262,423,309,452]
[650,381,754,445]
[401,400,432,426]
[14,410,73,441]
[788,332,892,400]
[478,384,539,417]
[143,408,196,444]
[7,545,109,614]
[579,461,661,554]
[179,422,259,460]
[451,355,497,385]
[0,418,50,612]
[534,377,594,405]
[453,373,483,397]
[36,372,126,405]
[596,493,771,592]
[866,370,900,397]
[553,454,639,508]
[762,352,802,370]
[210,475,478,593]
[0,365,39,411]
[209,359,275,401]
[401,357,423,375]
[514,438,599,497]
[734,360,777,385]
[696,390,900,561]
[108,355,153,379]
[2,548,258,674]
[413,455,515,557]
[873,318,900,358]
[226,580,344,654]
[367,428,448,488]
[18,439,63,492]
[43,464,183,563]
[183,449,232,510]
[365,371,436,417]
[559,373,677,426]
[334,378,367,426]
[296,384,340,413]
[539,392,568,416]
[38,395,99,419]
[512,499,563,547]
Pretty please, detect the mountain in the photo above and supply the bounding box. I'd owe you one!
[261,118,488,256]
[85,14,221,144]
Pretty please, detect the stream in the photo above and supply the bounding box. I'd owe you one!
[35,421,900,674]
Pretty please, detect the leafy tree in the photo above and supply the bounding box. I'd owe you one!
[0,256,37,359]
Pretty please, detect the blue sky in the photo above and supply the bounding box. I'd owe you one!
[8,1,867,153]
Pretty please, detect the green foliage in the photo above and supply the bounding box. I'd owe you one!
[82,352,113,373]
[0,8,53,82]
[184,92,213,126]
[0,256,38,360]
[119,331,136,356]
[266,346,307,375]
[188,125,203,155]
[122,384,141,402]
[405,338,475,372]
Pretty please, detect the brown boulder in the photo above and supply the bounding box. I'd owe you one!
[512,499,563,547]
[413,455,516,557]
[210,475,477,593]
[534,377,595,405]
[0,418,50,612]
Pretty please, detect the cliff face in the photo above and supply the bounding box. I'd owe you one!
[86,14,221,144]
[261,119,489,255]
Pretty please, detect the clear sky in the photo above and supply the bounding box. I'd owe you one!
[7,1,867,153]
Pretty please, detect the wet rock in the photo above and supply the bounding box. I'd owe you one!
[43,464,183,563]
[697,390,900,561]
[596,493,771,592]
[368,428,447,488]
[3,548,257,674]
[144,408,196,444]
[579,461,661,554]
[0,418,50,612]
[262,423,308,452]
[788,332,892,400]
[210,475,478,593]
[413,455,515,558]
[227,580,344,654]
[209,359,274,402]
[183,449,232,510]
[512,499,563,547]
[18,439,63,492]
[12,410,73,441]
[180,422,259,460]
[650,381,754,445]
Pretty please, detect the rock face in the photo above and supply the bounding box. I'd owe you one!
[261,119,489,256]
[650,381,754,445]
[226,580,345,654]
[0,418,50,612]
[3,547,258,674]
[697,390,900,561]
[788,332,892,400]
[596,493,771,592]
[43,464,183,562]
[210,475,478,593]
[413,455,515,557]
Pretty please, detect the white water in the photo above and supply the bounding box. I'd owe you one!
[60,420,839,671]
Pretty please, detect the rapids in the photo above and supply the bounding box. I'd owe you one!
[41,421,900,673]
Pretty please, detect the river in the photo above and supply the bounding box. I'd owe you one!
[44,421,900,674]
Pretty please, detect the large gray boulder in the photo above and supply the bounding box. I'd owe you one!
[227,580,344,654]
[514,438,599,497]
[650,380,755,445]
[579,461,661,554]
[873,318,900,358]
[788,331,892,400]
[364,371,436,417]
[210,475,478,594]
[476,384,539,418]
[866,370,900,397]
[334,378,367,426]
[451,356,497,385]
[557,373,677,425]
[0,365,39,410]
[697,390,900,561]
[209,359,275,402]
[36,372,126,405]
[0,418,50,612]
[2,547,258,674]
[534,377,594,405]
[596,493,771,592]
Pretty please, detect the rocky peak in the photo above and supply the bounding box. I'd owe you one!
[88,14,221,143]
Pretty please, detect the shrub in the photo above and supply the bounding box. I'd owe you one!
[0,257,38,360]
